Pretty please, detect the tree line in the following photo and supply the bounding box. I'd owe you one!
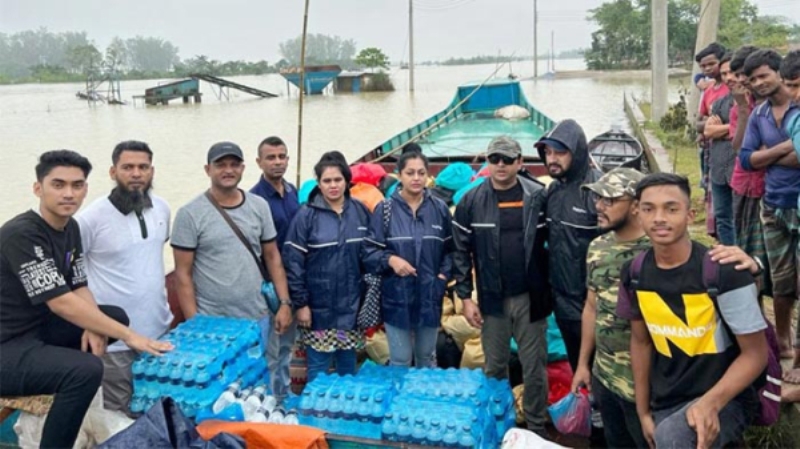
[584,0,797,70]
[0,29,393,84]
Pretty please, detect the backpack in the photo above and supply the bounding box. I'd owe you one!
[357,199,392,330]
[627,249,781,426]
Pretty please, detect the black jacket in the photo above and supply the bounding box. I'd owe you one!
[536,119,602,322]
[452,176,551,322]
[283,189,371,331]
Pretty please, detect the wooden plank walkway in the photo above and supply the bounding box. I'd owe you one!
[189,74,278,98]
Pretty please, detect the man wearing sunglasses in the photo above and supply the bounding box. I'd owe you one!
[453,136,550,436]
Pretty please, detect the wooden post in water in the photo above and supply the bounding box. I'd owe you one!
[533,0,538,78]
[687,0,721,126]
[651,0,668,122]
[296,0,310,186]
[409,0,415,92]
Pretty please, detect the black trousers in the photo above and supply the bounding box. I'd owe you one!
[555,318,582,373]
[0,305,128,448]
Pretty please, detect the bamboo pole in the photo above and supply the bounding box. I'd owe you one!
[374,59,513,163]
[295,0,311,186]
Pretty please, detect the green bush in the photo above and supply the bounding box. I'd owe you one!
[364,72,395,92]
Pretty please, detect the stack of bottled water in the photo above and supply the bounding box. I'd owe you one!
[209,382,301,425]
[486,377,517,442]
[130,315,267,418]
[384,367,502,448]
[295,366,514,446]
[297,372,395,439]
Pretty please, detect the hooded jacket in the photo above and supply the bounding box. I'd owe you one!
[536,119,602,322]
[363,189,453,330]
[283,188,371,331]
[452,175,551,322]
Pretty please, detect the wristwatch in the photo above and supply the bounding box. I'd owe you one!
[752,257,765,276]
[279,299,292,308]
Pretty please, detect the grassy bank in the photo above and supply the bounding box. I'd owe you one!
[638,101,714,247]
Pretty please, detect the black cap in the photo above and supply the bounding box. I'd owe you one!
[207,141,244,163]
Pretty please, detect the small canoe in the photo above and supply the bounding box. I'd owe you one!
[355,78,555,177]
[588,128,644,173]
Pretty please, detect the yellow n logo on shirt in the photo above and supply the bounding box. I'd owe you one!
[637,291,720,358]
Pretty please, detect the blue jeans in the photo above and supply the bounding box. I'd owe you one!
[305,347,357,383]
[259,316,297,403]
[384,323,438,367]
[653,396,752,448]
[712,182,735,245]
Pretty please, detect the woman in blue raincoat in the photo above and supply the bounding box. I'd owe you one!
[283,152,371,381]
[364,151,453,367]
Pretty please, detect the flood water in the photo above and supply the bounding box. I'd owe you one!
[0,59,683,225]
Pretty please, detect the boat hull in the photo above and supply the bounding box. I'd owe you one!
[355,79,555,177]
[588,129,644,173]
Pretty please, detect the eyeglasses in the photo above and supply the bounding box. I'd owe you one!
[592,193,631,208]
[487,154,518,165]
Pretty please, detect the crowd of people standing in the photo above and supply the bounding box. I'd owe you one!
[0,42,798,449]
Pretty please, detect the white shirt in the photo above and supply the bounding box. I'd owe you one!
[77,194,173,351]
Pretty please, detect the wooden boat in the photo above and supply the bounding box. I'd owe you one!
[355,79,555,177]
[588,127,644,173]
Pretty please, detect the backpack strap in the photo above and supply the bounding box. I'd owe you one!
[628,249,650,290]
[701,252,720,300]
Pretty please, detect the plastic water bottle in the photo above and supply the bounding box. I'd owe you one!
[442,421,458,447]
[427,419,443,447]
[396,413,411,442]
[283,410,299,425]
[212,380,242,414]
[242,386,266,419]
[181,362,195,387]
[342,392,356,420]
[260,395,277,415]
[370,393,385,424]
[381,413,397,441]
[299,391,314,416]
[491,397,505,420]
[411,416,427,445]
[357,393,371,422]
[458,425,475,448]
[169,361,182,385]
[268,405,285,424]
[132,360,146,380]
[156,359,170,383]
[195,362,210,389]
[326,391,341,419]
[144,358,158,381]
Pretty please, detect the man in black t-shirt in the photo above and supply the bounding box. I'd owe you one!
[453,136,550,435]
[617,173,768,449]
[0,150,172,449]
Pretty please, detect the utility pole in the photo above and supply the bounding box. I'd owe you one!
[533,0,538,78]
[687,0,721,124]
[296,0,310,186]
[409,0,415,92]
[651,0,668,121]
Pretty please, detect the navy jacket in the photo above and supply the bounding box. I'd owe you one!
[363,190,454,329]
[536,119,602,321]
[283,188,371,331]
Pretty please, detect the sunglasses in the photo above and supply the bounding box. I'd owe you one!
[591,192,632,207]
[487,154,518,165]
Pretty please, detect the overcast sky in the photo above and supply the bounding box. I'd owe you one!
[1,0,796,63]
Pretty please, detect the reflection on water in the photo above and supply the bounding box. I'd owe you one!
[0,60,682,224]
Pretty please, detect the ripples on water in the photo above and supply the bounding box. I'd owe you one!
[0,60,683,223]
